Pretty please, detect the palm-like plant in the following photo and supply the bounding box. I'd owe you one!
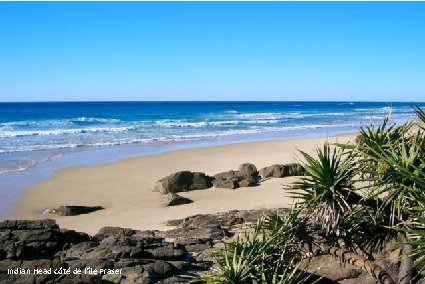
[207,211,318,284]
[354,114,412,182]
[352,107,425,283]
[414,105,425,130]
[407,216,425,282]
[211,106,425,284]
[291,143,357,235]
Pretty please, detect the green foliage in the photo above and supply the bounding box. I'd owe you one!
[207,211,318,284]
[291,143,357,234]
[211,106,425,284]
[414,105,425,130]
[354,114,412,181]
[341,207,397,255]
[354,111,425,225]
[351,107,425,280]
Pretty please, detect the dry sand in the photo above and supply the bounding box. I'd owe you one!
[9,134,355,235]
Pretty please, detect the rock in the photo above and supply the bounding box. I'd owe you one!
[259,163,306,178]
[0,208,402,284]
[238,175,257,187]
[213,164,259,189]
[154,171,213,194]
[299,255,364,282]
[162,193,193,207]
[43,205,103,216]
[166,225,227,242]
[238,163,258,176]
[0,219,205,283]
[0,221,90,261]
[143,260,175,276]
[0,219,58,230]
[284,163,305,176]
[145,245,187,260]
[95,226,136,240]
[213,171,239,189]
[259,164,285,178]
[192,172,213,190]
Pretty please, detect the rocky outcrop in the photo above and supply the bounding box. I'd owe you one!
[43,205,104,216]
[153,162,303,194]
[0,208,406,284]
[162,193,193,207]
[259,163,305,178]
[165,208,289,263]
[154,171,213,194]
[213,163,259,189]
[0,219,204,284]
[0,210,288,283]
[0,219,90,260]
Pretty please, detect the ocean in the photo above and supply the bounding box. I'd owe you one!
[0,101,423,216]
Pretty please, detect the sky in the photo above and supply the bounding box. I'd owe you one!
[0,2,424,102]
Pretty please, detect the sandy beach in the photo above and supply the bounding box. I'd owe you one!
[9,134,354,235]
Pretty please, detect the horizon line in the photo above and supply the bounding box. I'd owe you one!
[1,100,425,104]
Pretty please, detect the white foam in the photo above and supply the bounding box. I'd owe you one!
[0,117,120,130]
[0,126,133,138]
[0,153,63,174]
[155,120,208,128]
[70,117,120,123]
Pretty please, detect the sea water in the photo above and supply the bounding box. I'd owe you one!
[0,101,423,216]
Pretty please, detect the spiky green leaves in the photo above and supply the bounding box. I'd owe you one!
[207,211,317,284]
[291,143,357,235]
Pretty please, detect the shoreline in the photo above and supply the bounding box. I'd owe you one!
[8,133,355,235]
[0,129,357,218]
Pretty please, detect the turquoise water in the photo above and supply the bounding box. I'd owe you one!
[1,101,422,174]
[0,101,423,216]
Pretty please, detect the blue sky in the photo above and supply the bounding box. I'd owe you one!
[0,2,424,102]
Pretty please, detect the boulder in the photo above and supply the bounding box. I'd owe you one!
[43,205,103,216]
[259,164,285,178]
[0,219,90,260]
[213,163,259,189]
[238,175,258,187]
[213,170,239,189]
[238,163,258,176]
[259,163,305,178]
[299,255,365,282]
[192,172,213,190]
[154,171,213,194]
[162,193,193,207]
[284,163,306,176]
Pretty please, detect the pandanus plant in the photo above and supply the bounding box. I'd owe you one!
[337,106,425,283]
[210,106,425,284]
[291,142,395,284]
[291,143,357,236]
[207,211,317,284]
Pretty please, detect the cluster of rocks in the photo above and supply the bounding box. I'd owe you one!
[41,162,306,218]
[259,163,306,179]
[0,208,406,284]
[213,163,259,189]
[0,209,287,284]
[165,208,290,264]
[155,162,306,207]
[0,219,203,284]
[153,172,213,194]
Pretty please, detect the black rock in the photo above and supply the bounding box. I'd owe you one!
[43,206,104,216]
[162,193,193,207]
[154,171,213,194]
[213,163,259,189]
